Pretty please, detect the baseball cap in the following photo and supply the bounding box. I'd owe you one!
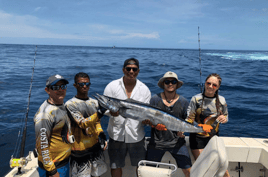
[46,74,69,87]
[123,58,139,68]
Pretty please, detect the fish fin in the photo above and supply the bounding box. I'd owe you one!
[208,120,220,137]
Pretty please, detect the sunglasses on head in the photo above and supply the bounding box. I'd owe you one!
[76,82,91,87]
[206,82,218,89]
[50,85,67,91]
[164,80,178,85]
[125,67,138,72]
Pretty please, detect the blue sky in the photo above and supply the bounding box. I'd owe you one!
[0,0,267,50]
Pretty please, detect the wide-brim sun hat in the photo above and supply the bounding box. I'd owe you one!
[158,71,184,89]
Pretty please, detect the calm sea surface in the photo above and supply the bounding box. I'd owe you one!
[0,44,268,175]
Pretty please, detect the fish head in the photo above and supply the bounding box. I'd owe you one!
[94,93,120,113]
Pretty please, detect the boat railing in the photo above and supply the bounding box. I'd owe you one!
[138,160,177,177]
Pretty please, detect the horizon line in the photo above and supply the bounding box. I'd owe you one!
[0,43,267,52]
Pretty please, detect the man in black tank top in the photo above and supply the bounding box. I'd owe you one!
[145,71,192,177]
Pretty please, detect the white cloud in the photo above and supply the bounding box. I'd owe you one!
[178,35,231,45]
[0,11,12,19]
[87,24,107,30]
[0,10,38,25]
[108,29,125,34]
[34,7,41,12]
[120,32,159,39]
[220,7,240,12]
[0,10,86,40]
[97,0,208,26]
[178,39,191,44]
[86,23,159,39]
[0,10,160,42]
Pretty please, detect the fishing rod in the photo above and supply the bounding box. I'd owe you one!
[198,26,203,93]
[10,46,37,174]
[197,28,221,137]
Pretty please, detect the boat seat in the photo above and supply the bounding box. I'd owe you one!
[190,135,228,177]
[138,160,177,177]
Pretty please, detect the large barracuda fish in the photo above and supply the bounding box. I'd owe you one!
[94,93,205,133]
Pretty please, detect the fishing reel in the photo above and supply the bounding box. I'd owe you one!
[10,152,32,168]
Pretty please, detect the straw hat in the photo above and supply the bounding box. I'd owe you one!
[158,71,184,89]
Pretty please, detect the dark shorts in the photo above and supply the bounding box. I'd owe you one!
[108,138,146,169]
[190,133,211,149]
[146,145,192,169]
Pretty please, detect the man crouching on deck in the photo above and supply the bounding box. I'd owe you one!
[34,74,73,177]
[103,58,151,177]
[65,72,108,177]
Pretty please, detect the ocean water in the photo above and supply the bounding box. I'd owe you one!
[0,44,268,176]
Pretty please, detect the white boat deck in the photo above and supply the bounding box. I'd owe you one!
[6,136,268,177]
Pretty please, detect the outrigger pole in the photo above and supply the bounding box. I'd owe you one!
[10,46,37,174]
[198,27,203,93]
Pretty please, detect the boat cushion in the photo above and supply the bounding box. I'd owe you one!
[138,160,177,177]
[138,166,173,177]
[190,136,228,177]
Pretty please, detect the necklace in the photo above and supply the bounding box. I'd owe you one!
[163,92,177,103]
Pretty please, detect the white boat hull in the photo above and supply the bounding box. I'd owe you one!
[6,136,268,177]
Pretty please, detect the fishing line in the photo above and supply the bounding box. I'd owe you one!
[13,109,25,157]
[12,130,21,158]
[198,26,203,93]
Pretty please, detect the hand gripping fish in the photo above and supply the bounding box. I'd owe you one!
[94,93,206,133]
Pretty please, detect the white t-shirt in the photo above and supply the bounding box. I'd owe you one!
[104,77,151,143]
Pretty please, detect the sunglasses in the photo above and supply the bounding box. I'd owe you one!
[50,85,67,91]
[125,67,138,72]
[76,82,91,87]
[164,80,178,85]
[206,82,218,89]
